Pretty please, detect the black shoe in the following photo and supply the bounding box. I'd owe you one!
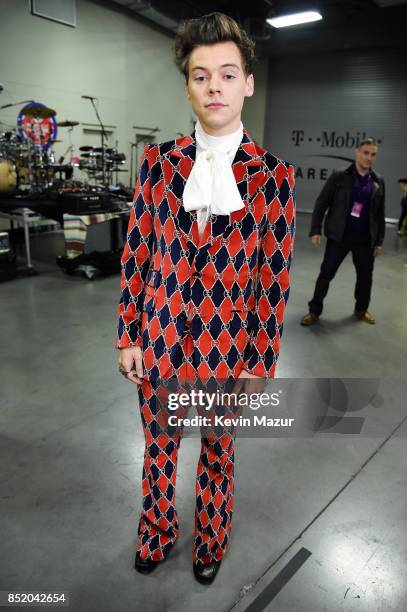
[193,559,222,585]
[134,551,161,574]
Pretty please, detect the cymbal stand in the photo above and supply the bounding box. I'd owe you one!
[115,139,119,186]
[67,125,75,164]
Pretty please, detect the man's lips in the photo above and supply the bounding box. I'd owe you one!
[206,103,226,108]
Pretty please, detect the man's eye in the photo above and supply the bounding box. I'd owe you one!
[224,74,236,79]
[194,76,205,82]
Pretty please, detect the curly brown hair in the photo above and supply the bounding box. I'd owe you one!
[173,12,255,81]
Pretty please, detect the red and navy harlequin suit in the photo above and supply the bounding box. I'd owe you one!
[116,126,296,564]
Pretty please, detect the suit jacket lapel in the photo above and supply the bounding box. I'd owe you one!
[168,127,266,251]
[167,136,198,247]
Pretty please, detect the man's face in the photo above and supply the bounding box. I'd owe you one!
[355,144,378,171]
[399,182,407,195]
[185,41,254,136]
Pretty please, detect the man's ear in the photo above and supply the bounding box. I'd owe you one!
[184,79,190,100]
[245,73,254,98]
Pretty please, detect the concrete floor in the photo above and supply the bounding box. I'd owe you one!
[1,213,406,612]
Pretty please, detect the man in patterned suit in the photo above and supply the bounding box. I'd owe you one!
[116,12,295,584]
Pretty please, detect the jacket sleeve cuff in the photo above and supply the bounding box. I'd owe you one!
[242,342,278,378]
[115,337,142,350]
[115,319,143,349]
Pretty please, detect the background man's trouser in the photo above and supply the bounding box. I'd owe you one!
[308,238,375,316]
[136,330,237,565]
[399,204,407,231]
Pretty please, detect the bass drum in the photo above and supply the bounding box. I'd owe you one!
[0,160,17,194]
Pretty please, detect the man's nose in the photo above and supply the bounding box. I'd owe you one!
[208,78,222,93]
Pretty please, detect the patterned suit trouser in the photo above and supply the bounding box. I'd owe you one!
[136,326,238,565]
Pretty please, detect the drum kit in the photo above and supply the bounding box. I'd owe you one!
[0,103,127,196]
[78,145,126,184]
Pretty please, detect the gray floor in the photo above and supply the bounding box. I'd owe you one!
[1,213,406,612]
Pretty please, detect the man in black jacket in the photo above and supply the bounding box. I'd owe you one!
[301,137,385,326]
[397,178,407,236]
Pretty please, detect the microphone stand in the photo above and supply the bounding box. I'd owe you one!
[84,97,108,185]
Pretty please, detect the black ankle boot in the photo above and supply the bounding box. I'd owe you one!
[134,551,161,574]
[193,559,222,585]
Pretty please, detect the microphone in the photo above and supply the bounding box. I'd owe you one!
[81,95,97,100]
[0,103,13,109]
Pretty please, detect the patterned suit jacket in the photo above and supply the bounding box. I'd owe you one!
[116,127,296,379]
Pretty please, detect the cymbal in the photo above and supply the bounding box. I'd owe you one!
[79,145,94,152]
[22,104,56,119]
[58,120,79,127]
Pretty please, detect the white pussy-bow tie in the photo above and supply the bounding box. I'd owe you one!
[182,119,245,216]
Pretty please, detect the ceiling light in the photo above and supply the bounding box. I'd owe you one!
[267,10,323,28]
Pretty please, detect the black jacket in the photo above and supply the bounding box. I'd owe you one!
[310,163,385,247]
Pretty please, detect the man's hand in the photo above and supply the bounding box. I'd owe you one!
[118,346,144,385]
[234,368,266,398]
[311,234,321,245]
[239,368,262,379]
[374,245,383,257]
